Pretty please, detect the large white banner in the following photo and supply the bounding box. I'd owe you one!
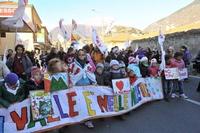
[0,77,163,133]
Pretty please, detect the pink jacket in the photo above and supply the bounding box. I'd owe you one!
[170,58,185,69]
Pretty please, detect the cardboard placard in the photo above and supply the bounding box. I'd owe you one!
[112,78,131,94]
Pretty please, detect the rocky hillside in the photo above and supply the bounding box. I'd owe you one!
[144,0,200,33]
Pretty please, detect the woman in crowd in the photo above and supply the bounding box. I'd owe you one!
[46,47,59,63]
[6,44,33,80]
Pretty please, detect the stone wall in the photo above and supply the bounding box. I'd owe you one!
[131,29,200,57]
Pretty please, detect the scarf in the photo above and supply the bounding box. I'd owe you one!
[5,80,20,95]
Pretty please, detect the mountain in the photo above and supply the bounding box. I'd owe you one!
[144,0,200,33]
[49,24,143,43]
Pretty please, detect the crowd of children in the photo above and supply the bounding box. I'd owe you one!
[0,43,194,130]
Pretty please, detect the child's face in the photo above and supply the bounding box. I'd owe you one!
[54,62,63,72]
[112,65,120,70]
[33,72,42,81]
[7,82,18,90]
[78,51,86,61]
[127,69,134,77]
[96,67,103,75]
[151,62,157,66]
[176,56,182,61]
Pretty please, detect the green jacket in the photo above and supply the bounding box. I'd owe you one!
[0,80,26,108]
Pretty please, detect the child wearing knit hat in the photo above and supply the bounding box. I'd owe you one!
[109,60,124,84]
[139,57,150,77]
[0,73,26,108]
[24,66,44,98]
[95,63,106,86]
[148,58,160,77]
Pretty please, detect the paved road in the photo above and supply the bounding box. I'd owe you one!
[49,77,200,133]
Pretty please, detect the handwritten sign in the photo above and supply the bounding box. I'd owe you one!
[112,78,131,94]
[178,68,188,80]
[164,68,188,80]
[164,68,179,80]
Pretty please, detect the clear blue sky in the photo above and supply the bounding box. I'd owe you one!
[27,0,194,31]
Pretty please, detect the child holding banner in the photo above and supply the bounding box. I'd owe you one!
[0,73,26,108]
[161,55,173,100]
[170,52,188,99]
[95,63,110,86]
[47,58,68,75]
[148,58,160,77]
[109,60,124,86]
[139,57,150,77]
[69,49,96,128]
[24,66,44,98]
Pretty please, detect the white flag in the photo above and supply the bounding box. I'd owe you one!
[59,19,69,42]
[1,0,26,28]
[92,28,108,55]
[158,29,166,70]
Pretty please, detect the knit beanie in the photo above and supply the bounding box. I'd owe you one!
[110,60,119,67]
[5,73,19,85]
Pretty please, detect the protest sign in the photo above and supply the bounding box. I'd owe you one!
[164,68,188,80]
[178,68,188,80]
[164,68,179,80]
[112,78,131,94]
[30,90,53,120]
[0,77,163,133]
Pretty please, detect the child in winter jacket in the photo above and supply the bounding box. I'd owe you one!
[170,52,188,99]
[0,73,26,108]
[139,57,149,77]
[148,58,160,77]
[24,66,44,98]
[95,63,109,86]
[109,60,123,83]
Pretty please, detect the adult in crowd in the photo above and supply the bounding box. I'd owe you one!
[91,47,105,64]
[6,44,33,80]
[58,47,66,61]
[180,45,192,67]
[46,47,59,63]
[6,49,13,60]
[166,46,175,58]
[40,50,48,67]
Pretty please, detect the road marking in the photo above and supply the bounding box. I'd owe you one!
[173,94,200,106]
[185,99,200,106]
[190,75,200,79]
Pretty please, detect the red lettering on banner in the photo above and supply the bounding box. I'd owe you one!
[47,115,60,123]
[10,107,28,130]
[97,95,108,113]
[67,92,79,117]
